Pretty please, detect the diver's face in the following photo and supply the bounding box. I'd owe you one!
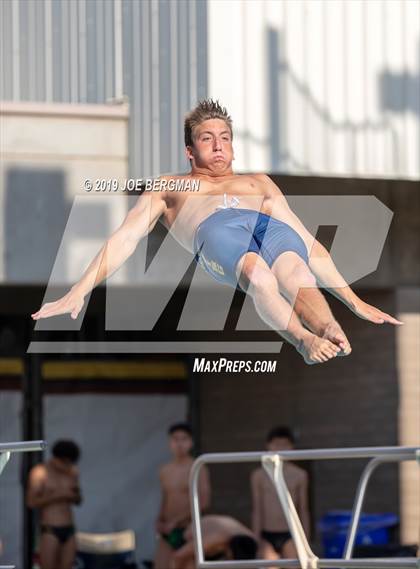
[186,118,234,173]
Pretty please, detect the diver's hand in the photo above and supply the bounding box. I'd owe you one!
[351,299,403,325]
[31,286,85,321]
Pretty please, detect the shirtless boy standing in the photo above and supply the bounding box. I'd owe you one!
[154,423,210,569]
[26,440,82,569]
[251,426,310,561]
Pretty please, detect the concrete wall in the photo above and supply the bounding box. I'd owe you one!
[396,287,420,545]
[0,101,129,285]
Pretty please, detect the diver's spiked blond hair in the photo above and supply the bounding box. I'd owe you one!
[184,99,233,147]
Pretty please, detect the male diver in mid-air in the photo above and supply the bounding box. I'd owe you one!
[32,99,402,364]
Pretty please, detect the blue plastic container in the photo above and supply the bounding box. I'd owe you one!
[318,510,398,558]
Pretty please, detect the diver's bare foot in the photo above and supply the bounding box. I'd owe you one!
[297,334,341,365]
[323,321,352,356]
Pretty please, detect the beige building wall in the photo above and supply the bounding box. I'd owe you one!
[397,287,420,544]
[0,101,129,285]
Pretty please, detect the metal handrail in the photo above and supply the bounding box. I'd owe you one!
[189,446,420,569]
[0,441,46,477]
[343,455,396,559]
[0,441,46,453]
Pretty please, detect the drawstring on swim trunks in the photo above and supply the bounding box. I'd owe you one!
[216,193,240,210]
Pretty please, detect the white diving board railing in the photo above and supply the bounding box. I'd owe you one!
[0,441,47,569]
[0,441,46,477]
[190,446,420,569]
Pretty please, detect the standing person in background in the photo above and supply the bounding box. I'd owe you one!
[154,423,211,569]
[26,440,82,569]
[251,426,310,561]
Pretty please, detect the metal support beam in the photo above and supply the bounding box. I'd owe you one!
[21,354,44,569]
[0,440,46,569]
[343,455,404,559]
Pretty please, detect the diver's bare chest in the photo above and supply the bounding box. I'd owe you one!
[198,177,265,196]
[164,177,269,208]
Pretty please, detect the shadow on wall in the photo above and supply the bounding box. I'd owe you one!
[379,39,420,172]
[4,167,109,284]
[266,28,419,173]
[379,39,420,116]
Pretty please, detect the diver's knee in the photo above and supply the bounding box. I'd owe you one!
[280,257,316,289]
[241,261,277,294]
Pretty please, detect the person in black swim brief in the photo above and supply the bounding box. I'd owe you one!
[40,525,76,545]
[260,530,293,555]
[26,440,82,569]
[251,426,310,561]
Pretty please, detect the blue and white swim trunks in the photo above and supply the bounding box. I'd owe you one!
[193,207,309,288]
